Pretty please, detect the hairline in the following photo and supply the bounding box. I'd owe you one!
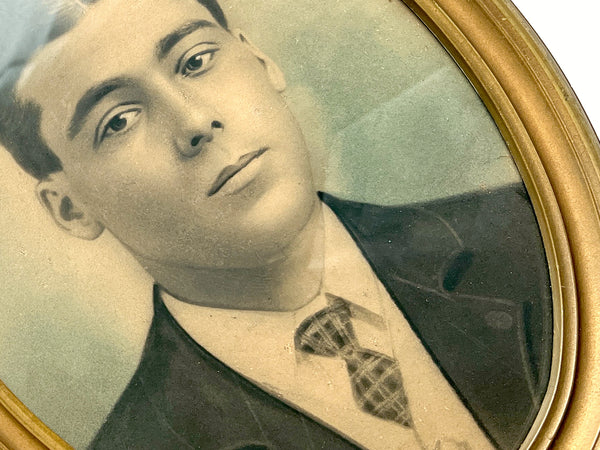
[3,0,229,180]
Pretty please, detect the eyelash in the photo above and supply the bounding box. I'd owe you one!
[96,105,142,146]
[177,47,219,77]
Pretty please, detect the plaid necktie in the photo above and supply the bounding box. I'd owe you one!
[294,293,413,428]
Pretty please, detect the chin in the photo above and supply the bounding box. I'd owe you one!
[232,181,318,263]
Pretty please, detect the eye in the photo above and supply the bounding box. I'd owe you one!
[178,45,219,77]
[97,107,142,144]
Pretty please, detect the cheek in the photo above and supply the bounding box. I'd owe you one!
[66,157,174,228]
[66,129,170,198]
[214,59,288,119]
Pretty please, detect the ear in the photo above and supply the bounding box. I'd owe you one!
[233,29,286,92]
[36,172,104,240]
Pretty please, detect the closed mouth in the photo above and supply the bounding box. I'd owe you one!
[207,147,269,197]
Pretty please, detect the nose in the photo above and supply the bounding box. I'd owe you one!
[155,79,225,158]
[176,119,224,159]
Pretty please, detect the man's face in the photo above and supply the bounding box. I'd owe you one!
[17,0,317,269]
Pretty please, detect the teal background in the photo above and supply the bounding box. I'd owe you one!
[0,0,520,447]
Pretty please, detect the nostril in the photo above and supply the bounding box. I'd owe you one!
[211,120,223,130]
[190,135,203,147]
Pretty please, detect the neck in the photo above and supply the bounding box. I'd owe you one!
[140,201,325,312]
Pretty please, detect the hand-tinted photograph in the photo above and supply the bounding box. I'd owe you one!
[0,0,554,448]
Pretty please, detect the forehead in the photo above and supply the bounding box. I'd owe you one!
[16,0,221,106]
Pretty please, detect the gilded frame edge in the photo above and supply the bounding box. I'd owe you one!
[400,0,600,448]
[0,0,599,448]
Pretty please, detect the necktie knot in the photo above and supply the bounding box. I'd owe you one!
[294,294,414,428]
[294,297,358,357]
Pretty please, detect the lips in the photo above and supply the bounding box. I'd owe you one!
[207,147,269,197]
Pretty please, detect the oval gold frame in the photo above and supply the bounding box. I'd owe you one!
[1,0,599,448]
[400,0,600,448]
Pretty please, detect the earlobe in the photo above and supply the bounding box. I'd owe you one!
[36,173,104,240]
[234,29,286,92]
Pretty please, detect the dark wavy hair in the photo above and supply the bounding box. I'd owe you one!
[0,0,228,180]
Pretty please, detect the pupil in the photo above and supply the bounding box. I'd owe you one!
[109,116,127,131]
[186,55,204,71]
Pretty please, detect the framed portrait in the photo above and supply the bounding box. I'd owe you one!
[0,0,598,448]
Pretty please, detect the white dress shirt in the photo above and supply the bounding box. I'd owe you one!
[164,204,494,450]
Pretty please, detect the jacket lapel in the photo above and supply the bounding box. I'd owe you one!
[321,191,542,450]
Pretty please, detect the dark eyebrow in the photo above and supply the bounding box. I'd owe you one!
[68,77,135,140]
[156,20,216,61]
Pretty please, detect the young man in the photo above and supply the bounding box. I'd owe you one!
[0,0,552,448]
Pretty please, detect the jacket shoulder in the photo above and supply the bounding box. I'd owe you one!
[320,184,549,300]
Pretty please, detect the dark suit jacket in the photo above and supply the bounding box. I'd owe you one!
[90,185,552,450]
